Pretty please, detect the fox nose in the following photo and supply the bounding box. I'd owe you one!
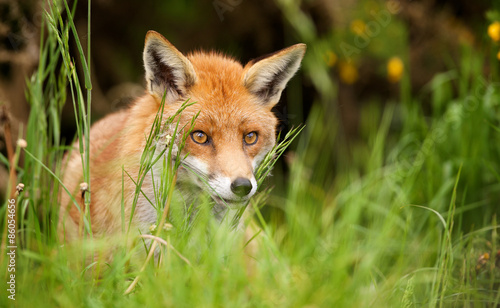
[230,177,253,197]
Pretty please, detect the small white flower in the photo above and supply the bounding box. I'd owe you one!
[79,182,89,191]
[165,134,172,146]
[17,139,27,148]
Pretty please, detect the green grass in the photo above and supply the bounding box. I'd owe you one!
[2,0,500,307]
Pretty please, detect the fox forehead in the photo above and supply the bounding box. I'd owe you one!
[188,51,245,87]
[187,52,260,107]
[180,52,278,135]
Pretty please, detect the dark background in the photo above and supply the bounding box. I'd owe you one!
[0,0,496,193]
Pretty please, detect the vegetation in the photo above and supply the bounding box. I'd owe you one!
[2,0,500,307]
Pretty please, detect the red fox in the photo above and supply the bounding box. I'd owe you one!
[59,30,306,241]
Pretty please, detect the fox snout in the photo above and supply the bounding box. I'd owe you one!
[231,177,253,197]
[206,173,258,206]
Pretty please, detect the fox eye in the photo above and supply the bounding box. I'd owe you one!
[244,132,258,145]
[191,131,209,144]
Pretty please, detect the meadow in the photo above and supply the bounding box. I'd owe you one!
[1,0,500,307]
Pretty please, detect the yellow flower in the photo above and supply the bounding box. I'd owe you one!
[488,21,500,42]
[497,50,500,61]
[324,50,337,67]
[387,57,404,83]
[350,19,366,36]
[339,62,359,84]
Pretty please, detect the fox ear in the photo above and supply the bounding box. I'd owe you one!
[243,44,306,108]
[143,31,197,103]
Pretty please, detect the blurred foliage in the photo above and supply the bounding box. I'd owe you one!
[2,0,500,306]
[4,0,497,237]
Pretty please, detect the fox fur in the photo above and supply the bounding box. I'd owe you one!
[58,30,306,242]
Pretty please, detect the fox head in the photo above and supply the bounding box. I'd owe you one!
[142,31,305,209]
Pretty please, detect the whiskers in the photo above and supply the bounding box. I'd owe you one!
[179,160,210,184]
[178,159,248,224]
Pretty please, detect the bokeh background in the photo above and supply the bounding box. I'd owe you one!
[0,1,495,150]
[1,0,499,226]
[4,1,500,306]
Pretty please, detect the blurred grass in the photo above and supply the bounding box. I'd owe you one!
[1,0,500,307]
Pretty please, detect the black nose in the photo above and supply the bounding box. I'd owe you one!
[230,177,253,197]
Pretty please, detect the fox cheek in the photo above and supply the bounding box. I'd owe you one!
[251,150,269,171]
[181,156,210,181]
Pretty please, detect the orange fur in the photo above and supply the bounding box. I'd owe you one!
[58,31,305,242]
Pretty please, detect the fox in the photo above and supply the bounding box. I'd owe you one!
[58,30,306,243]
